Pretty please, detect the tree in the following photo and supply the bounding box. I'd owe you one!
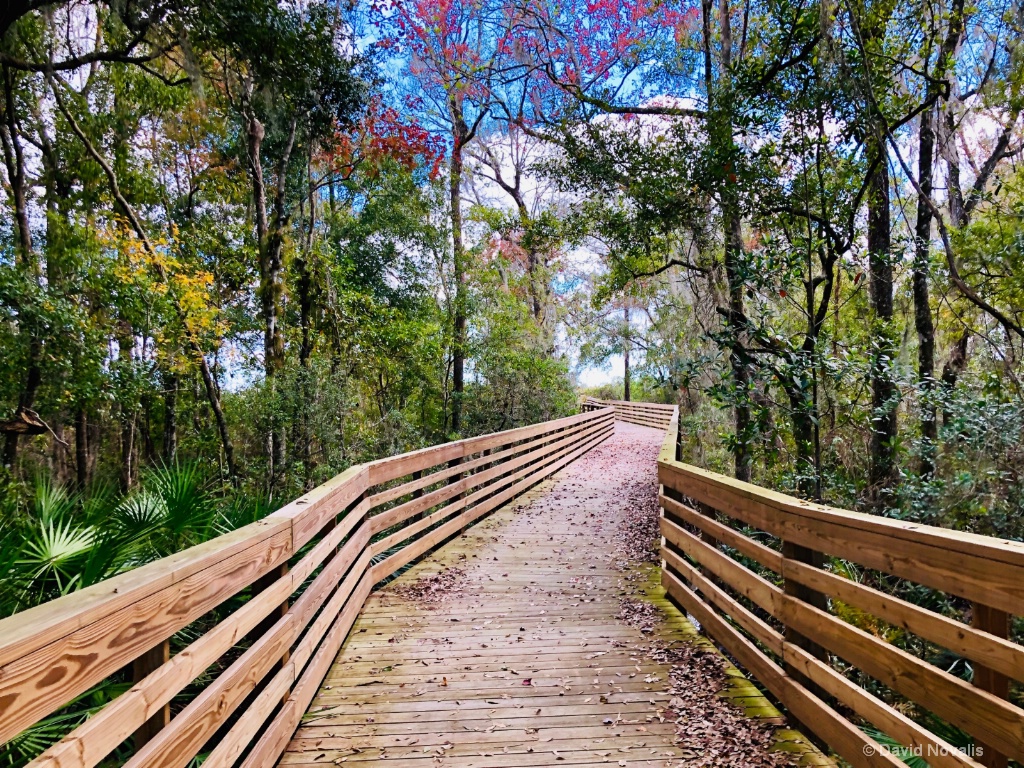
[202,0,364,487]
[375,0,517,434]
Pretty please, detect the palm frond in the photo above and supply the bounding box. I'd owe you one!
[16,517,96,597]
[31,478,75,526]
[145,462,214,550]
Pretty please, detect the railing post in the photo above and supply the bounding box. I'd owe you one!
[972,603,1010,768]
[695,501,720,551]
[132,640,170,749]
[412,470,423,521]
[248,563,291,702]
[781,541,829,746]
[448,456,465,533]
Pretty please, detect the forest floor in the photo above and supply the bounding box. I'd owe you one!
[279,422,830,767]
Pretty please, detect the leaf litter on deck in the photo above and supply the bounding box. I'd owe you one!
[285,422,799,767]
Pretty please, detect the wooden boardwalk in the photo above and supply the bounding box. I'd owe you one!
[278,423,821,767]
[7,402,1022,768]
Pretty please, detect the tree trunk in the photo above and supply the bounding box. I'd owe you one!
[707,0,752,482]
[867,135,898,505]
[121,409,137,492]
[196,351,238,480]
[912,5,962,478]
[140,390,156,465]
[788,383,816,497]
[941,107,966,229]
[298,167,316,489]
[247,111,290,485]
[163,370,178,462]
[623,307,631,401]
[75,407,89,490]
[450,137,467,435]
[1,63,42,471]
[724,209,752,482]
[913,105,937,477]
[2,341,40,470]
[941,330,969,427]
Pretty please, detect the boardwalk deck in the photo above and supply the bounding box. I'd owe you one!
[278,423,827,767]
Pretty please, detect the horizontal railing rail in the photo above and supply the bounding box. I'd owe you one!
[657,408,1024,768]
[0,408,615,768]
[581,397,677,430]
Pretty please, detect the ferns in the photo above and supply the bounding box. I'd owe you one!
[0,463,244,618]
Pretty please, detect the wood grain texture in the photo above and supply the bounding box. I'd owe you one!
[365,410,614,486]
[2,409,613,765]
[658,460,1024,612]
[660,568,897,768]
[657,402,1024,768]
[277,422,827,768]
[582,399,676,430]
[0,523,292,746]
[23,400,1023,768]
[781,554,1024,684]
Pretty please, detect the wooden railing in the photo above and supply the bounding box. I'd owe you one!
[0,408,614,768]
[656,407,1024,768]
[581,397,677,430]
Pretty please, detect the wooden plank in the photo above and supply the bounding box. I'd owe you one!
[782,556,1024,684]
[368,418,605,536]
[268,465,367,549]
[663,497,1024,761]
[659,516,782,614]
[368,426,608,576]
[660,494,783,572]
[369,437,524,508]
[298,700,662,726]
[279,751,685,768]
[288,499,369,587]
[661,568,899,768]
[28,569,294,768]
[0,517,287,669]
[131,641,169,749]
[365,410,612,485]
[365,410,611,499]
[239,575,375,768]
[658,460,1024,613]
[972,604,1011,768]
[285,723,680,750]
[4,410,620,768]
[304,690,675,715]
[124,611,297,768]
[298,708,672,736]
[662,548,783,656]
[368,425,612,581]
[782,640,983,768]
[370,419,609,543]
[204,568,375,768]
[288,547,373,672]
[28,511,368,768]
[0,524,292,746]
[780,538,829,723]
[369,419,602,541]
[778,593,1024,762]
[287,529,370,655]
[274,422,826,768]
[391,424,613,562]
[122,527,373,768]
[368,475,469,536]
